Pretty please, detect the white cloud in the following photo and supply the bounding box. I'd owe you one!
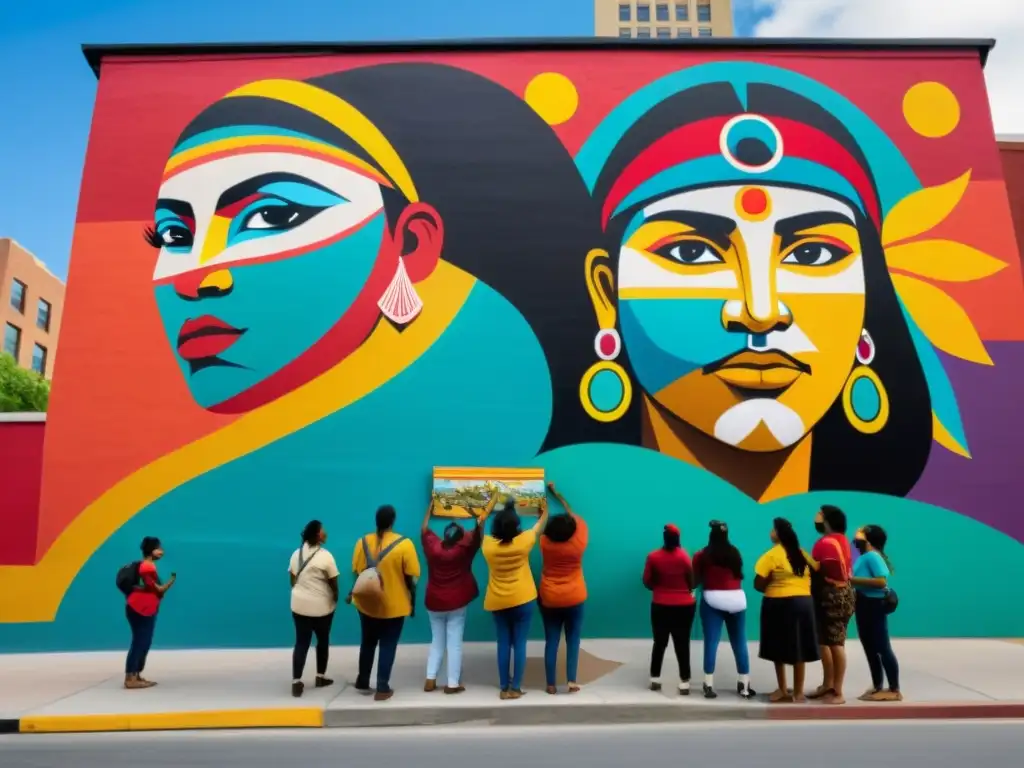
[746,0,1024,134]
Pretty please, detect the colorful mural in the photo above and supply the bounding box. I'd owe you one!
[1,43,1023,652]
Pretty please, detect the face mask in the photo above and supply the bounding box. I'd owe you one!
[814,521,826,534]
[854,539,867,553]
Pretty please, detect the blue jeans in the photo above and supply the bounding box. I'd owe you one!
[125,606,156,675]
[427,607,467,688]
[493,601,534,691]
[700,598,750,676]
[855,593,900,691]
[540,602,584,687]
[356,612,405,693]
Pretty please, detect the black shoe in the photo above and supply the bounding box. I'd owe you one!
[292,681,304,698]
[738,683,757,699]
[650,682,662,692]
[703,684,718,699]
[315,677,334,688]
[354,680,372,695]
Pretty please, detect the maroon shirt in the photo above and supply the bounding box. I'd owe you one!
[422,527,481,612]
[643,547,696,606]
[692,549,743,591]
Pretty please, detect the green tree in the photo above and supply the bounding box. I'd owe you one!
[0,353,49,412]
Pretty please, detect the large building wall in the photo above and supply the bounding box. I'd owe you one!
[1,43,1022,652]
[0,238,64,379]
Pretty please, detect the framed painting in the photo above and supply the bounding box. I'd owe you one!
[431,467,546,519]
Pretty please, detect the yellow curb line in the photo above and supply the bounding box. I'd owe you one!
[19,708,323,733]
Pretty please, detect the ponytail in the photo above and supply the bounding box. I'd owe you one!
[772,517,808,577]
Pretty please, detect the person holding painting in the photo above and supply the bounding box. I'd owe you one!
[420,489,499,694]
[482,491,550,699]
[539,482,589,694]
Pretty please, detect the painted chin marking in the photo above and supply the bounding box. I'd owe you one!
[713,400,805,448]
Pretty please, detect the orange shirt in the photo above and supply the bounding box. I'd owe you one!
[539,516,589,608]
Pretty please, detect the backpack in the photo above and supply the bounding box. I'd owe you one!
[351,536,406,600]
[116,561,142,596]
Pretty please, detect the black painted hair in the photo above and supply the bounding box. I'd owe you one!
[773,517,808,577]
[301,520,323,546]
[662,526,681,551]
[140,536,161,557]
[820,504,848,534]
[702,520,743,580]
[540,79,932,497]
[375,505,397,536]
[491,507,522,545]
[543,514,578,544]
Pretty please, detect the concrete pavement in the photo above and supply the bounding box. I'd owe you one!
[5,721,1024,768]
[2,639,1024,732]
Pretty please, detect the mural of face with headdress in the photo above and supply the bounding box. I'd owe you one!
[570,62,1004,500]
[146,63,595,415]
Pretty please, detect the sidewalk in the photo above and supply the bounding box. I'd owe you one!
[3,639,1024,733]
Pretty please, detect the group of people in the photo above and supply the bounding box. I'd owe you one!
[121,491,901,707]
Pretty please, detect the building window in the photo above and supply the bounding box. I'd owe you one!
[698,2,711,22]
[698,27,712,36]
[636,26,651,38]
[675,2,689,21]
[637,3,650,22]
[36,298,52,332]
[31,343,47,376]
[656,3,669,21]
[4,322,21,360]
[677,27,693,36]
[619,27,632,37]
[9,278,25,313]
[619,3,631,21]
[656,27,671,38]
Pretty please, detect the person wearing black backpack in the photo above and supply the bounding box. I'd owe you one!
[122,536,175,689]
[289,520,341,697]
[349,505,421,701]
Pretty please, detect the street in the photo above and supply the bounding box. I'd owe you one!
[3,721,1023,767]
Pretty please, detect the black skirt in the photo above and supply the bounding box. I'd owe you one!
[759,595,820,664]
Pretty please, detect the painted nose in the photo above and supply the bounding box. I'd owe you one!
[173,269,234,300]
[721,298,793,336]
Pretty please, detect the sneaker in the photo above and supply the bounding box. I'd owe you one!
[374,688,394,702]
[650,682,663,692]
[737,683,757,700]
[292,681,304,698]
[424,679,437,693]
[703,684,717,699]
[443,685,465,695]
[315,677,334,689]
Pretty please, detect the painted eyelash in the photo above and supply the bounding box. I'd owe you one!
[143,226,163,250]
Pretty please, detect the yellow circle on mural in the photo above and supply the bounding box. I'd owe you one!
[524,72,579,126]
[903,82,960,138]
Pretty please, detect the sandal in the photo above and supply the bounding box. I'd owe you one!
[568,683,581,694]
[807,686,834,700]
[769,690,794,704]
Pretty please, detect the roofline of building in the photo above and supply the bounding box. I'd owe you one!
[0,412,46,423]
[81,37,996,78]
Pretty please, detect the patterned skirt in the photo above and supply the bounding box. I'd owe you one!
[815,582,856,646]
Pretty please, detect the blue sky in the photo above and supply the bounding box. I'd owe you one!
[0,1,765,279]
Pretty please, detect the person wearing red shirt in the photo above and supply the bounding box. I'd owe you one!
[642,524,696,695]
[125,536,175,689]
[693,520,755,700]
[420,490,497,693]
[808,504,855,705]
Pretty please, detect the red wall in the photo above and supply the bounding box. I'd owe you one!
[1000,141,1024,267]
[0,419,43,565]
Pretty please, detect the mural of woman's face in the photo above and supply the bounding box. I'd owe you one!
[151,147,391,409]
[608,183,866,452]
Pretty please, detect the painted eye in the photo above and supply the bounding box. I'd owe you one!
[654,241,724,265]
[159,225,193,248]
[783,243,851,267]
[241,203,323,232]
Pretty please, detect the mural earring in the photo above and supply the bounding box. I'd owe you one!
[842,329,890,434]
[378,259,423,326]
[579,326,633,422]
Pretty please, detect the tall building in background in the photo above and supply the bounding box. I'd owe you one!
[0,239,64,379]
[595,0,734,38]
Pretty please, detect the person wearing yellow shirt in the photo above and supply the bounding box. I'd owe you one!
[754,517,820,704]
[350,505,421,701]
[482,494,549,699]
